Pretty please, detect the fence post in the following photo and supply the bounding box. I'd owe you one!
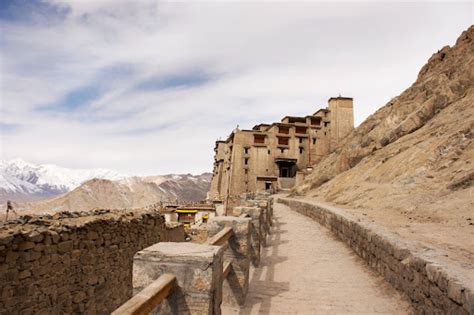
[233,206,263,266]
[207,216,251,306]
[252,200,272,239]
[133,242,224,314]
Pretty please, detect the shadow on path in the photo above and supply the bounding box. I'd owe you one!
[237,215,289,314]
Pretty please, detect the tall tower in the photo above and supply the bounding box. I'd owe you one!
[328,96,354,150]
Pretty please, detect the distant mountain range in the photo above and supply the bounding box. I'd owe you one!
[0,159,125,203]
[0,159,211,213]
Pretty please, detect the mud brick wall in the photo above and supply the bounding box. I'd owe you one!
[0,209,185,315]
[278,198,473,314]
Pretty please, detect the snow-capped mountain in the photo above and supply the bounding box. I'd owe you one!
[0,159,125,202]
[22,173,212,213]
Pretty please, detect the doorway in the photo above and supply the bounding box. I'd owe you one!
[276,160,297,178]
[265,182,272,190]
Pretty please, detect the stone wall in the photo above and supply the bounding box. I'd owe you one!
[278,198,473,314]
[0,209,185,314]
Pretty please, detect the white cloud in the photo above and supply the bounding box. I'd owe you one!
[0,0,472,174]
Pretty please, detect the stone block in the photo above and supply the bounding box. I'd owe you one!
[208,216,251,306]
[58,241,74,254]
[447,279,463,304]
[233,206,263,266]
[133,242,223,315]
[19,270,31,280]
[19,241,35,251]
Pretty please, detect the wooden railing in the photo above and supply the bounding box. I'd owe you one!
[112,274,176,315]
[206,226,233,246]
[223,260,233,278]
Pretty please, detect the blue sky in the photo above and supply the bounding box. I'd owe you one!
[0,0,472,175]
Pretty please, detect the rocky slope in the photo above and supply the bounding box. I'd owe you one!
[296,25,473,207]
[16,173,212,213]
[294,26,473,263]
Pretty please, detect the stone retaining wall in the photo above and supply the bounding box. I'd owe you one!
[278,198,473,314]
[0,209,185,314]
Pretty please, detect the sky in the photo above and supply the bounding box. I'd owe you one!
[0,0,472,175]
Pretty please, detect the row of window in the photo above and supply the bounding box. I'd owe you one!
[278,126,308,134]
[244,146,306,162]
[278,137,316,146]
[254,134,318,145]
[287,117,322,125]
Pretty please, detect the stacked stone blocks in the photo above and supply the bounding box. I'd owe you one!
[132,242,224,314]
[207,216,251,306]
[232,206,263,266]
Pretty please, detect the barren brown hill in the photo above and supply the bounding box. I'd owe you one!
[294,26,474,264]
[17,173,211,214]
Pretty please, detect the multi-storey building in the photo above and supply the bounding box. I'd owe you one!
[208,96,354,211]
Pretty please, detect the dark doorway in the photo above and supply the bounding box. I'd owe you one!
[265,182,272,190]
[276,159,297,178]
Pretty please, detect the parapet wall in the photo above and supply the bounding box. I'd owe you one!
[278,197,473,314]
[0,209,185,314]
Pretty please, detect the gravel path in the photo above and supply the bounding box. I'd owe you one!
[222,200,412,314]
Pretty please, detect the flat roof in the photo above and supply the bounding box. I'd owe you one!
[275,158,298,163]
[313,108,329,115]
[177,206,215,211]
[281,115,307,121]
[328,96,353,101]
[256,176,278,181]
[252,123,270,130]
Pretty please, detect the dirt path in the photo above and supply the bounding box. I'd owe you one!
[222,200,412,314]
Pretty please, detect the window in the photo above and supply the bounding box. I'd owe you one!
[299,137,303,143]
[244,158,249,165]
[245,169,248,174]
[324,122,330,127]
[295,126,307,134]
[278,137,289,145]
[280,148,285,153]
[278,126,290,134]
[267,149,271,154]
[313,138,316,145]
[254,134,265,144]
[311,117,321,126]
[288,117,306,124]
[244,148,249,154]
[300,147,304,154]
